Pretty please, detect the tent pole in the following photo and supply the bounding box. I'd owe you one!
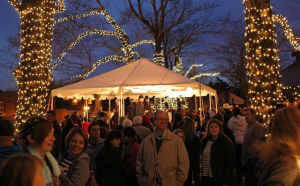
[50,94,53,110]
[194,95,197,112]
[86,97,88,122]
[209,94,212,110]
[215,95,218,113]
[108,97,111,131]
[120,86,123,117]
[199,85,202,125]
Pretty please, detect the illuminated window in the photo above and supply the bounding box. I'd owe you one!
[0,102,4,113]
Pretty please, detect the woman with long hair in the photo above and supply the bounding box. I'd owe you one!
[22,117,61,186]
[200,119,235,186]
[122,127,141,186]
[228,107,247,183]
[0,154,45,186]
[257,107,300,185]
[61,117,75,150]
[172,112,183,131]
[181,117,200,186]
[57,127,90,186]
[96,130,127,185]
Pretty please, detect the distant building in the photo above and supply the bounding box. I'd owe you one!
[0,91,17,120]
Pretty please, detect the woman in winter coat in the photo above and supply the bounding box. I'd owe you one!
[57,128,90,186]
[122,127,141,186]
[181,117,201,186]
[96,130,127,186]
[200,119,235,186]
[257,107,300,186]
[228,107,247,183]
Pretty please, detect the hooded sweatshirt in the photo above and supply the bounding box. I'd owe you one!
[0,145,23,166]
[228,115,248,144]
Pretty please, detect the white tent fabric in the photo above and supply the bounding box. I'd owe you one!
[51,58,217,100]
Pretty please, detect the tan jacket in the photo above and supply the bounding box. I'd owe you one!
[136,129,189,186]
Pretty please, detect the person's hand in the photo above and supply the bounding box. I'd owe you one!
[60,167,68,172]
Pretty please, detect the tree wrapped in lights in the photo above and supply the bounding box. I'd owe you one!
[9,0,65,125]
[243,0,282,124]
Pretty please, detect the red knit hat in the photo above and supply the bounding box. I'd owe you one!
[142,114,150,124]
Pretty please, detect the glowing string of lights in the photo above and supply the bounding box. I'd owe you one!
[273,15,300,51]
[184,64,203,76]
[51,30,120,70]
[243,0,282,125]
[71,55,127,80]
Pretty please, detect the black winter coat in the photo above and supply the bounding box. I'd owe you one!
[200,137,235,186]
[96,145,127,186]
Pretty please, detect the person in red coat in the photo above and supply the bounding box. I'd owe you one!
[122,127,141,186]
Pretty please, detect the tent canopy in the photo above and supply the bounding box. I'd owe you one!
[51,58,217,100]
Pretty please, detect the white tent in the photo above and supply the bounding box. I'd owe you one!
[51,58,217,114]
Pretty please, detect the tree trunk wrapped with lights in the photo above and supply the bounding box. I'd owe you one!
[244,0,282,125]
[9,0,65,125]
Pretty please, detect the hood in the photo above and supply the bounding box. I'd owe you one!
[229,115,247,127]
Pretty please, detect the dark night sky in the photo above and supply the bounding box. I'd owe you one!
[0,0,299,91]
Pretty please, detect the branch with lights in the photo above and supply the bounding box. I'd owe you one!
[273,14,300,51]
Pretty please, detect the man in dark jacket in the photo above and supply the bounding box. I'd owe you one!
[0,118,23,166]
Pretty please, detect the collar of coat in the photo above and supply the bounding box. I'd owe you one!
[149,129,172,141]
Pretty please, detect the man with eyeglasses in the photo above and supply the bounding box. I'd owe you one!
[136,111,189,186]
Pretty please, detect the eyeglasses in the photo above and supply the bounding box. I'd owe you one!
[156,118,168,121]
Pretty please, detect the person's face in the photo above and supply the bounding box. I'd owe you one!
[209,123,220,138]
[68,133,85,155]
[176,132,184,142]
[115,99,119,104]
[32,163,45,186]
[111,138,121,148]
[145,98,149,102]
[46,113,55,122]
[155,112,168,132]
[41,128,55,153]
[244,110,255,123]
[123,135,132,144]
[89,125,100,140]
[140,98,144,102]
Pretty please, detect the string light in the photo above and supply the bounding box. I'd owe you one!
[243,0,282,125]
[8,0,66,128]
[273,15,300,51]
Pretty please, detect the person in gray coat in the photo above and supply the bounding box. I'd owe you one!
[132,116,152,141]
[58,128,90,186]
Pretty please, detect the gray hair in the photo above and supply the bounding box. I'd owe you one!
[133,116,142,125]
[123,119,133,128]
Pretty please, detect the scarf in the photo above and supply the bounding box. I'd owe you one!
[154,129,167,140]
[28,146,61,186]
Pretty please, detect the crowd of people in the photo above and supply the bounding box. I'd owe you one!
[0,97,300,186]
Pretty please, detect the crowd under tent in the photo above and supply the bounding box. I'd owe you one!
[51,58,217,120]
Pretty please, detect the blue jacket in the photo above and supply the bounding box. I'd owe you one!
[0,145,23,166]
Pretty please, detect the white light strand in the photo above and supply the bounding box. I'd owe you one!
[71,55,127,80]
[184,64,203,76]
[190,73,220,80]
[273,14,300,51]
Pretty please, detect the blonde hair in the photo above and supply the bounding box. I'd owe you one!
[258,107,300,163]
